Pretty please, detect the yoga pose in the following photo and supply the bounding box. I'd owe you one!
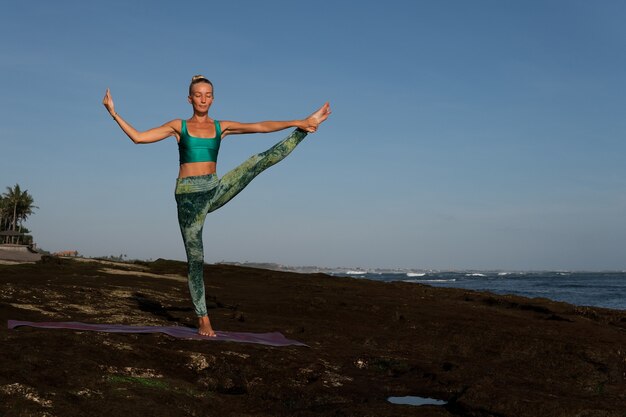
[103,75,331,336]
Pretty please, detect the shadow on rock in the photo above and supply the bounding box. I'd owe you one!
[131,292,191,323]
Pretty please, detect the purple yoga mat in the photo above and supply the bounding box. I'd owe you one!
[7,320,308,347]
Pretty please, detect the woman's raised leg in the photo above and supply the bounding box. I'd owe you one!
[207,129,308,213]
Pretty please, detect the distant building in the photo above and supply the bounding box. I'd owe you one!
[53,250,79,257]
[0,230,33,246]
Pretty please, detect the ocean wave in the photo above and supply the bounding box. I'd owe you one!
[345,270,366,275]
[406,272,426,277]
[466,273,486,277]
[403,279,457,283]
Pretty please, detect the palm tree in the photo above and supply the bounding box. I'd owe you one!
[0,195,7,233]
[2,184,37,244]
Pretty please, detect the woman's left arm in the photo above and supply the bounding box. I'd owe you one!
[221,102,331,138]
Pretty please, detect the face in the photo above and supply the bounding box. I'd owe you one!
[188,82,214,112]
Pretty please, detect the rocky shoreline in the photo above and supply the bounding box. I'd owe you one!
[1,257,625,416]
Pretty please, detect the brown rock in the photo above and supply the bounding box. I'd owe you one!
[0,258,625,416]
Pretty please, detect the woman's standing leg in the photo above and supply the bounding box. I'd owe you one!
[175,174,219,336]
[207,129,308,212]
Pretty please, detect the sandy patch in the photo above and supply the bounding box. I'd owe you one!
[100,366,164,379]
[99,267,186,282]
[64,303,100,314]
[0,383,53,408]
[8,303,58,317]
[101,339,134,351]
[72,257,150,270]
[0,260,36,265]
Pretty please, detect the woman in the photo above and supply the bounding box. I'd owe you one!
[102,75,331,336]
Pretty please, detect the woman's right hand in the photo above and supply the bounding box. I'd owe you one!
[102,88,116,117]
[100,88,176,144]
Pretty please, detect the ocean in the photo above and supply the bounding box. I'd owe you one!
[327,270,626,311]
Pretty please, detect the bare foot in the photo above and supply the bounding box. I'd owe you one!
[198,315,216,337]
[303,102,332,132]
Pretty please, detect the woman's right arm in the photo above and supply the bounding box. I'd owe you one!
[102,88,178,144]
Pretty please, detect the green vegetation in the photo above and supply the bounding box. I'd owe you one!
[107,375,169,389]
[0,184,37,244]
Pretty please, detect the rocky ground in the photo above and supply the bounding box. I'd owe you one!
[1,256,625,416]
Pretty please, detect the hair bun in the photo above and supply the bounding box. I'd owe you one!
[188,75,213,95]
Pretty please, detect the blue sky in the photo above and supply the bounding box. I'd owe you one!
[1,0,625,270]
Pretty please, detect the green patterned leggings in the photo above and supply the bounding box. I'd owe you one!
[175,129,307,317]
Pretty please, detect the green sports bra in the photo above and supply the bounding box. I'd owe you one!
[178,119,222,164]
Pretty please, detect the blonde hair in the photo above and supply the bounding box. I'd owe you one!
[189,75,213,95]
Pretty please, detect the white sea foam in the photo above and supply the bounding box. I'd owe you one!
[406,272,426,277]
[466,273,486,277]
[345,270,366,275]
[403,279,456,283]
[497,272,511,276]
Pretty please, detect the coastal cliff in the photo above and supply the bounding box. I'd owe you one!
[1,257,625,416]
